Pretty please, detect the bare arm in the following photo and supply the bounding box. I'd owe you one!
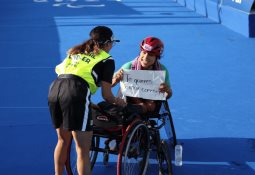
[101,81,116,103]
[159,83,173,99]
[111,69,123,87]
[101,81,126,106]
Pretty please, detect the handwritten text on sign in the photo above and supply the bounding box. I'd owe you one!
[120,70,166,100]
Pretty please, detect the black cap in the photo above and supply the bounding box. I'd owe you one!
[90,26,120,44]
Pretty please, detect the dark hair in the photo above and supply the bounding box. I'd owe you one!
[68,26,113,55]
[90,26,113,44]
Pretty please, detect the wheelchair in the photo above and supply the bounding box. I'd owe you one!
[65,100,177,175]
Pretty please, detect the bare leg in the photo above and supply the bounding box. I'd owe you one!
[72,131,93,175]
[54,128,72,175]
[127,97,148,113]
[145,100,156,112]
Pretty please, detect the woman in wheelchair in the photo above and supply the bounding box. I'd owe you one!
[112,36,172,113]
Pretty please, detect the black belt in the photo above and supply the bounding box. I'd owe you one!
[58,74,89,87]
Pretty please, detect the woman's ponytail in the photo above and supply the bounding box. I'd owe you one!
[67,39,101,55]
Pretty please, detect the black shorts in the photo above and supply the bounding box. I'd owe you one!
[48,74,93,132]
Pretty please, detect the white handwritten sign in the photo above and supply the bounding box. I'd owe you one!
[120,70,166,100]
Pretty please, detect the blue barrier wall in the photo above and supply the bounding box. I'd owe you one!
[177,0,255,37]
[223,0,254,12]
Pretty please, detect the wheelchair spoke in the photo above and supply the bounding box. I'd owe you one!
[157,140,172,175]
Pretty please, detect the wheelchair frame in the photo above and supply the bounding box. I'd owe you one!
[65,100,177,175]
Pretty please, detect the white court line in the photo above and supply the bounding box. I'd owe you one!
[52,3,105,8]
[181,161,230,165]
[66,4,105,8]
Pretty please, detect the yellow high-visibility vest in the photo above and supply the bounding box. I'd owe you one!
[56,50,111,94]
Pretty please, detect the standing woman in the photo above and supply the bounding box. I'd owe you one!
[48,26,126,175]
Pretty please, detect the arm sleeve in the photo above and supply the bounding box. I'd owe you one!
[161,64,171,87]
[121,61,132,70]
[101,59,115,84]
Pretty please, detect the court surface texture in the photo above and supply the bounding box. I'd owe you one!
[0,0,255,175]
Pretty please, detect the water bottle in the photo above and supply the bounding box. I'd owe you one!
[109,140,116,151]
[175,144,183,166]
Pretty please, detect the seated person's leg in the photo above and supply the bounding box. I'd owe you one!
[144,100,156,113]
[127,97,156,113]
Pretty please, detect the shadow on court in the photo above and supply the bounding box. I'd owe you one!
[93,138,255,175]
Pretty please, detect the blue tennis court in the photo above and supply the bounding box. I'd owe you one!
[0,0,255,174]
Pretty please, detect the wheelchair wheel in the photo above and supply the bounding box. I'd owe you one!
[117,120,150,175]
[90,135,100,169]
[157,140,172,175]
[66,135,100,175]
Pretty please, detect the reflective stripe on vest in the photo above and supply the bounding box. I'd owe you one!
[55,50,111,94]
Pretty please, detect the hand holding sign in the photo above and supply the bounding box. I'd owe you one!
[120,70,167,100]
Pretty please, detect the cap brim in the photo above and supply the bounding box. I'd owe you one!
[114,39,120,42]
